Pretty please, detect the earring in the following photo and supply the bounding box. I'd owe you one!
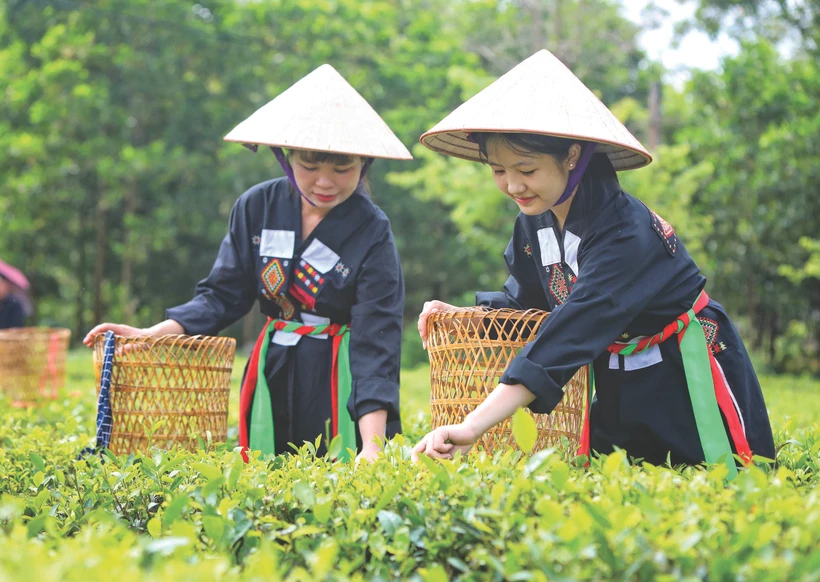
[569,163,575,169]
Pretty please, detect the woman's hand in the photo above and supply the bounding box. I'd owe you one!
[355,441,382,464]
[82,323,148,348]
[82,319,185,348]
[417,300,458,349]
[411,420,480,461]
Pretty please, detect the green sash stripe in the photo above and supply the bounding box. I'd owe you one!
[249,320,276,455]
[335,327,356,461]
[679,312,737,478]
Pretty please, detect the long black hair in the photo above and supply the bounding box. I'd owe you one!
[471,132,619,192]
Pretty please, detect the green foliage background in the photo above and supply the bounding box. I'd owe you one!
[2,0,818,371]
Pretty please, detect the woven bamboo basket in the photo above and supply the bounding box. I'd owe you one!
[427,308,587,454]
[92,334,235,454]
[0,327,71,406]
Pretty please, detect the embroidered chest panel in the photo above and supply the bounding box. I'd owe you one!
[548,264,577,305]
[261,258,286,297]
[535,226,581,306]
[256,230,350,317]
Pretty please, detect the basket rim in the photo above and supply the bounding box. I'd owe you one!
[0,327,71,339]
[91,333,236,347]
[427,307,549,322]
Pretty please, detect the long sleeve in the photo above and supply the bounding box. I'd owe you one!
[346,228,404,422]
[166,194,257,336]
[501,206,692,413]
[476,219,548,310]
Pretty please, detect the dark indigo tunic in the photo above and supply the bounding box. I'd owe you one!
[168,177,404,454]
[0,296,25,329]
[477,175,775,465]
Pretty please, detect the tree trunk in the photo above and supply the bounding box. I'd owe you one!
[746,274,760,350]
[74,230,88,342]
[121,182,137,321]
[550,0,561,48]
[527,0,546,53]
[93,194,106,325]
[767,309,778,364]
[648,81,662,150]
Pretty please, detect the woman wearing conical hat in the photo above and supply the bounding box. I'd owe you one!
[413,50,774,473]
[85,64,412,462]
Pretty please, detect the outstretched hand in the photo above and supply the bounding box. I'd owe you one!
[82,323,148,348]
[411,422,480,461]
[82,319,185,348]
[417,300,458,350]
[355,441,382,464]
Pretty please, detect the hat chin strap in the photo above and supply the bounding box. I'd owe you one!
[271,147,375,208]
[272,147,315,206]
[554,142,598,206]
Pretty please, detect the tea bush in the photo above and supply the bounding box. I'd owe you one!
[0,351,817,581]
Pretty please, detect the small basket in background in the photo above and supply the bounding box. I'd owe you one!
[0,327,71,406]
[92,334,235,455]
[427,308,587,455]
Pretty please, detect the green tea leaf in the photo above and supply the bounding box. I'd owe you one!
[162,495,189,529]
[511,408,537,454]
[314,500,333,524]
[26,514,49,538]
[377,510,403,536]
[551,460,570,490]
[420,564,449,582]
[32,489,50,513]
[293,482,315,507]
[327,434,343,460]
[147,517,162,538]
[202,515,225,543]
[192,462,222,481]
[29,453,45,473]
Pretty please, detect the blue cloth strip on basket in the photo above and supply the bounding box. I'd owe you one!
[94,330,115,450]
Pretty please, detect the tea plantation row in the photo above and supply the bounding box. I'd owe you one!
[0,352,817,581]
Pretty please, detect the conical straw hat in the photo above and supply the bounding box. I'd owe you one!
[224,64,412,160]
[420,50,651,170]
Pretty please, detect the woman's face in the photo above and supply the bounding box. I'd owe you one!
[291,150,363,210]
[486,139,580,216]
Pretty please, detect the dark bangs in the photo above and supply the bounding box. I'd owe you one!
[471,131,618,193]
[291,149,359,165]
[472,132,577,164]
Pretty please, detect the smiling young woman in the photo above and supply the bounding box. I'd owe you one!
[85,64,413,463]
[413,50,775,475]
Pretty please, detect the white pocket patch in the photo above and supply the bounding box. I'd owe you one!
[536,227,561,266]
[623,344,663,371]
[563,230,581,277]
[260,229,295,258]
[302,239,340,274]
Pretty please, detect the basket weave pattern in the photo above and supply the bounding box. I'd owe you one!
[427,308,587,454]
[93,335,235,454]
[0,327,71,405]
